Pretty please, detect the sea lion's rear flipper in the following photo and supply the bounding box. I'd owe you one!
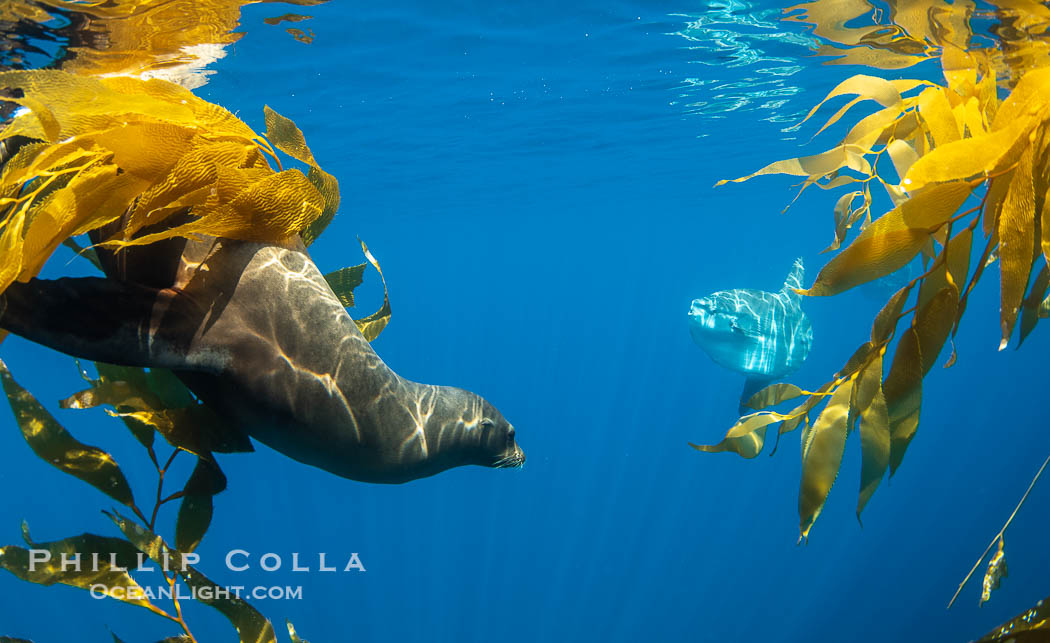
[739,376,771,415]
[0,277,203,371]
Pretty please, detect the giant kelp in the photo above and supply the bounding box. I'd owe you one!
[694,2,1050,545]
[0,67,389,640]
[783,0,1050,86]
[1,0,327,88]
[0,356,314,642]
[0,235,387,640]
[0,70,339,293]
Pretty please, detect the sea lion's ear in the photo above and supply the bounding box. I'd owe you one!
[0,277,200,371]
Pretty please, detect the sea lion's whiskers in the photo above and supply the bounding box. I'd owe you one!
[493,452,525,468]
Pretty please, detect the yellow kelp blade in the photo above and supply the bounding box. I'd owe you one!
[807,227,928,297]
[801,183,972,296]
[776,381,834,440]
[0,208,26,295]
[0,358,135,507]
[690,413,781,459]
[854,350,890,521]
[941,46,978,98]
[913,285,959,375]
[0,70,342,288]
[18,168,149,280]
[743,383,804,411]
[824,190,864,253]
[263,105,341,245]
[124,139,254,236]
[885,328,923,476]
[175,456,226,554]
[1043,179,1050,266]
[324,263,366,308]
[816,43,928,69]
[903,111,1034,191]
[916,86,961,147]
[106,511,277,643]
[887,139,920,183]
[61,237,103,271]
[102,169,326,248]
[354,239,391,342]
[263,104,317,166]
[980,536,1008,607]
[998,145,1037,350]
[61,364,253,454]
[716,143,870,186]
[6,94,61,142]
[0,523,167,618]
[795,75,919,136]
[1019,263,1050,346]
[287,620,312,643]
[975,590,1050,641]
[871,284,913,343]
[125,406,250,456]
[798,377,855,542]
[300,165,341,246]
[917,227,973,313]
[990,67,1050,130]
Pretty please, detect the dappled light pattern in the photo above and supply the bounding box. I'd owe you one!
[666,1,817,126]
[697,3,1050,541]
[149,239,523,483]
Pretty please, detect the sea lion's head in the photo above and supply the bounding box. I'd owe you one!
[474,398,524,470]
[424,386,524,472]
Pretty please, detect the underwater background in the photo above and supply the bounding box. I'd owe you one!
[1,1,1049,641]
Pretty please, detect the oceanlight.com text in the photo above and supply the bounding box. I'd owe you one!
[89,584,305,601]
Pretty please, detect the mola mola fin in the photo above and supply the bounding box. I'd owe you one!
[739,376,770,416]
[735,258,806,414]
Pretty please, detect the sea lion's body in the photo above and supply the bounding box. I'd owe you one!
[0,230,523,483]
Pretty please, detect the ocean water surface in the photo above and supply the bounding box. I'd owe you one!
[1,1,1048,642]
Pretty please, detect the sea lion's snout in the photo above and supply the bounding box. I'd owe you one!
[480,412,523,469]
[494,441,525,469]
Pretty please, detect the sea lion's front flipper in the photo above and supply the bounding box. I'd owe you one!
[0,277,205,371]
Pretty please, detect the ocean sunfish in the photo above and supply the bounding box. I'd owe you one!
[688,258,813,409]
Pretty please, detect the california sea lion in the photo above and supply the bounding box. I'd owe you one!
[0,223,524,483]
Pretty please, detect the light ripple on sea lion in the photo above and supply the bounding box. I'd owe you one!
[0,223,524,484]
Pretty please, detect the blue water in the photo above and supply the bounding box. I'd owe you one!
[2,1,1049,641]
